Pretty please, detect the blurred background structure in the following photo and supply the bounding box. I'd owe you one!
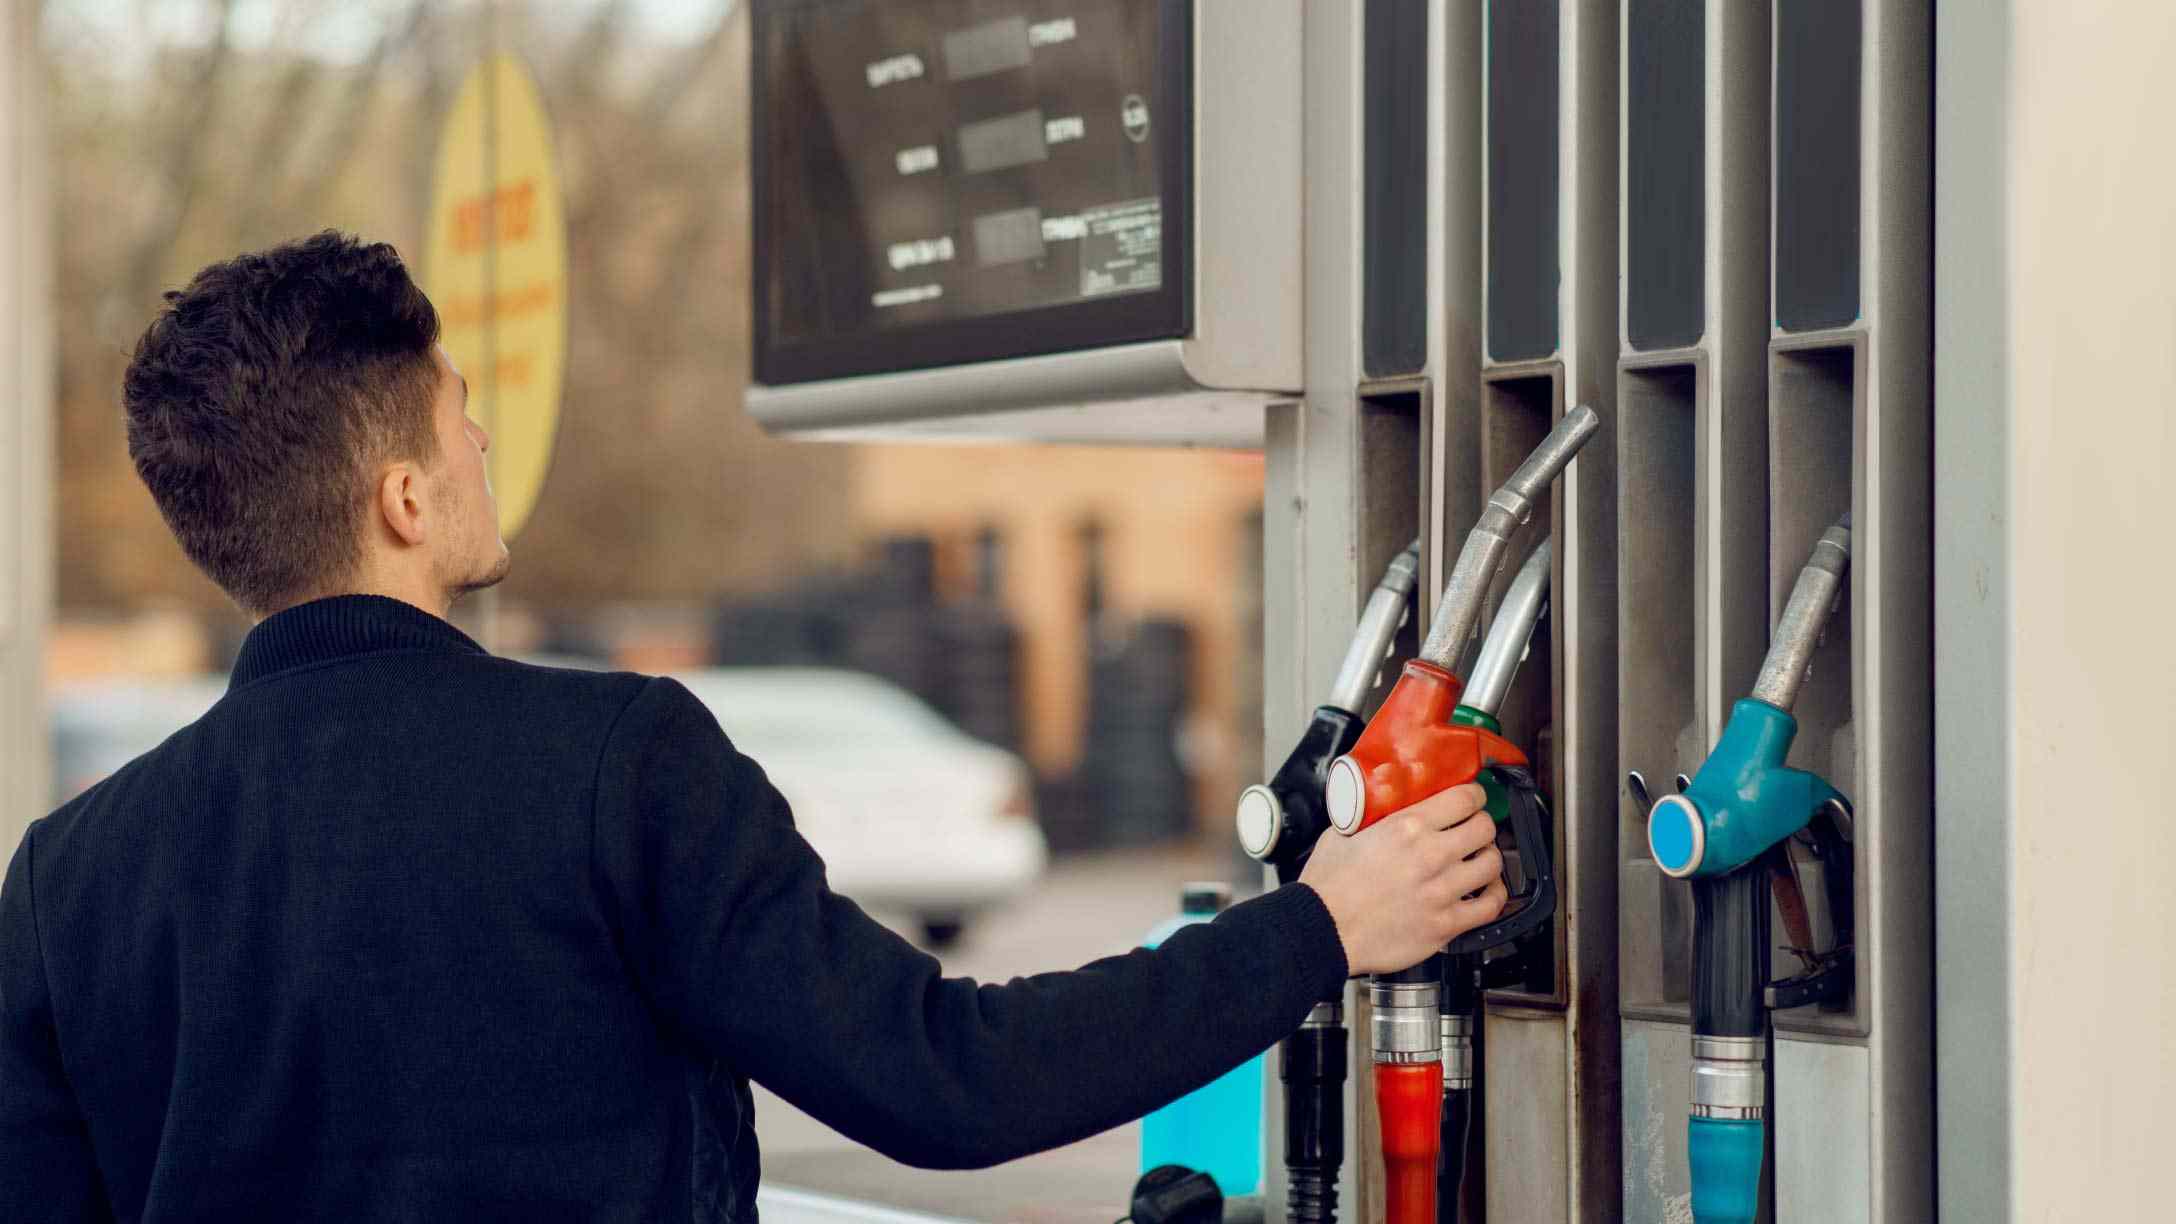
[34,0,1266,860]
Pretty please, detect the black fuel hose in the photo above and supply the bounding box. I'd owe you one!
[1436,953,1480,1222]
[1281,1005,1347,1224]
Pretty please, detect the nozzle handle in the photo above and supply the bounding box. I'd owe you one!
[1236,705,1366,875]
[1445,766,1557,955]
[1419,406,1598,670]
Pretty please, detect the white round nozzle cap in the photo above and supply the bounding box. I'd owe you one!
[1325,755,1366,834]
[1235,785,1283,860]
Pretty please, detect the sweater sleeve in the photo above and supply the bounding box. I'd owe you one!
[590,676,1349,1170]
[0,824,111,1220]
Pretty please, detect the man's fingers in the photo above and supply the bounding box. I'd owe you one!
[1410,782,1488,832]
[1445,807,1500,858]
[1454,877,1510,928]
[1446,843,1505,897]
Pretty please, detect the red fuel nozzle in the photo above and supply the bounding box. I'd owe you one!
[1323,660,1528,835]
[1329,410,1595,835]
[1377,1061,1445,1224]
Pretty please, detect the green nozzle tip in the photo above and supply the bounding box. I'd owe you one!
[1688,1115,1763,1224]
[1449,707,1515,822]
[1449,705,1501,733]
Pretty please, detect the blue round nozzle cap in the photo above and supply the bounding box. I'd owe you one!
[1687,1115,1764,1224]
[1647,793,1705,877]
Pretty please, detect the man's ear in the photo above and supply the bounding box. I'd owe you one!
[376,463,428,547]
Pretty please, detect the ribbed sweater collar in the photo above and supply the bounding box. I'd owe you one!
[229,594,486,690]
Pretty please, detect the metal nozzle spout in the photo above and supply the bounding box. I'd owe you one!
[1328,539,1423,715]
[1749,514,1852,712]
[1459,538,1550,720]
[1419,405,1600,669]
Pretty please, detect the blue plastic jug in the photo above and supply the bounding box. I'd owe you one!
[1138,881,1264,1196]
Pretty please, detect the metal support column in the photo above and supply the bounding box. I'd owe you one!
[1468,2,1621,1219]
[1763,2,1933,1220]
[1265,1,1380,1217]
[1613,1,1771,1217]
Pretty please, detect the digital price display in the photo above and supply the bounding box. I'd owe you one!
[754,0,1192,384]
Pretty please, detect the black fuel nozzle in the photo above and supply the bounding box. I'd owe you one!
[1237,540,1420,882]
[1235,706,1368,885]
[1234,541,1417,1224]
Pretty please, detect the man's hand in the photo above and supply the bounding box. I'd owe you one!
[1298,782,1508,976]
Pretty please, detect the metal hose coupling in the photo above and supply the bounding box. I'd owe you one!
[1440,1013,1475,1091]
[1369,981,1442,1065]
[1419,406,1599,670]
[1689,1035,1764,1121]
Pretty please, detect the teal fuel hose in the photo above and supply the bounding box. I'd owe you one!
[1687,1117,1765,1224]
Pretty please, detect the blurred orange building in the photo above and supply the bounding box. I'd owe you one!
[852,444,1265,835]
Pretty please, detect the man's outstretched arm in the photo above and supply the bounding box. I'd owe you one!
[1,825,111,1220]
[591,677,1503,1169]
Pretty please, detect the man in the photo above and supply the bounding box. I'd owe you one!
[0,233,1507,1222]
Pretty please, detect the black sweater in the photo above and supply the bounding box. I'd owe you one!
[0,595,1348,1222]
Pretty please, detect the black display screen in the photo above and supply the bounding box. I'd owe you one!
[753,0,1192,384]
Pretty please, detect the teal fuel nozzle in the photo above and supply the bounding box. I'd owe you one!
[1645,699,1844,878]
[1646,515,1853,1224]
[1645,520,1850,877]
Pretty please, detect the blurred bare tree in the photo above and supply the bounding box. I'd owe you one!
[40,0,860,617]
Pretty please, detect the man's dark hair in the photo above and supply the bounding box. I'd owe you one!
[124,231,444,615]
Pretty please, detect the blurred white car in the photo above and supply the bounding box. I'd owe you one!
[669,668,1047,947]
[48,667,1046,949]
[50,676,236,805]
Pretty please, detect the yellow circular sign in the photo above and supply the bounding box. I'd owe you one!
[423,54,568,541]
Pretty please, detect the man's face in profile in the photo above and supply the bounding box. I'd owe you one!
[428,344,512,600]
